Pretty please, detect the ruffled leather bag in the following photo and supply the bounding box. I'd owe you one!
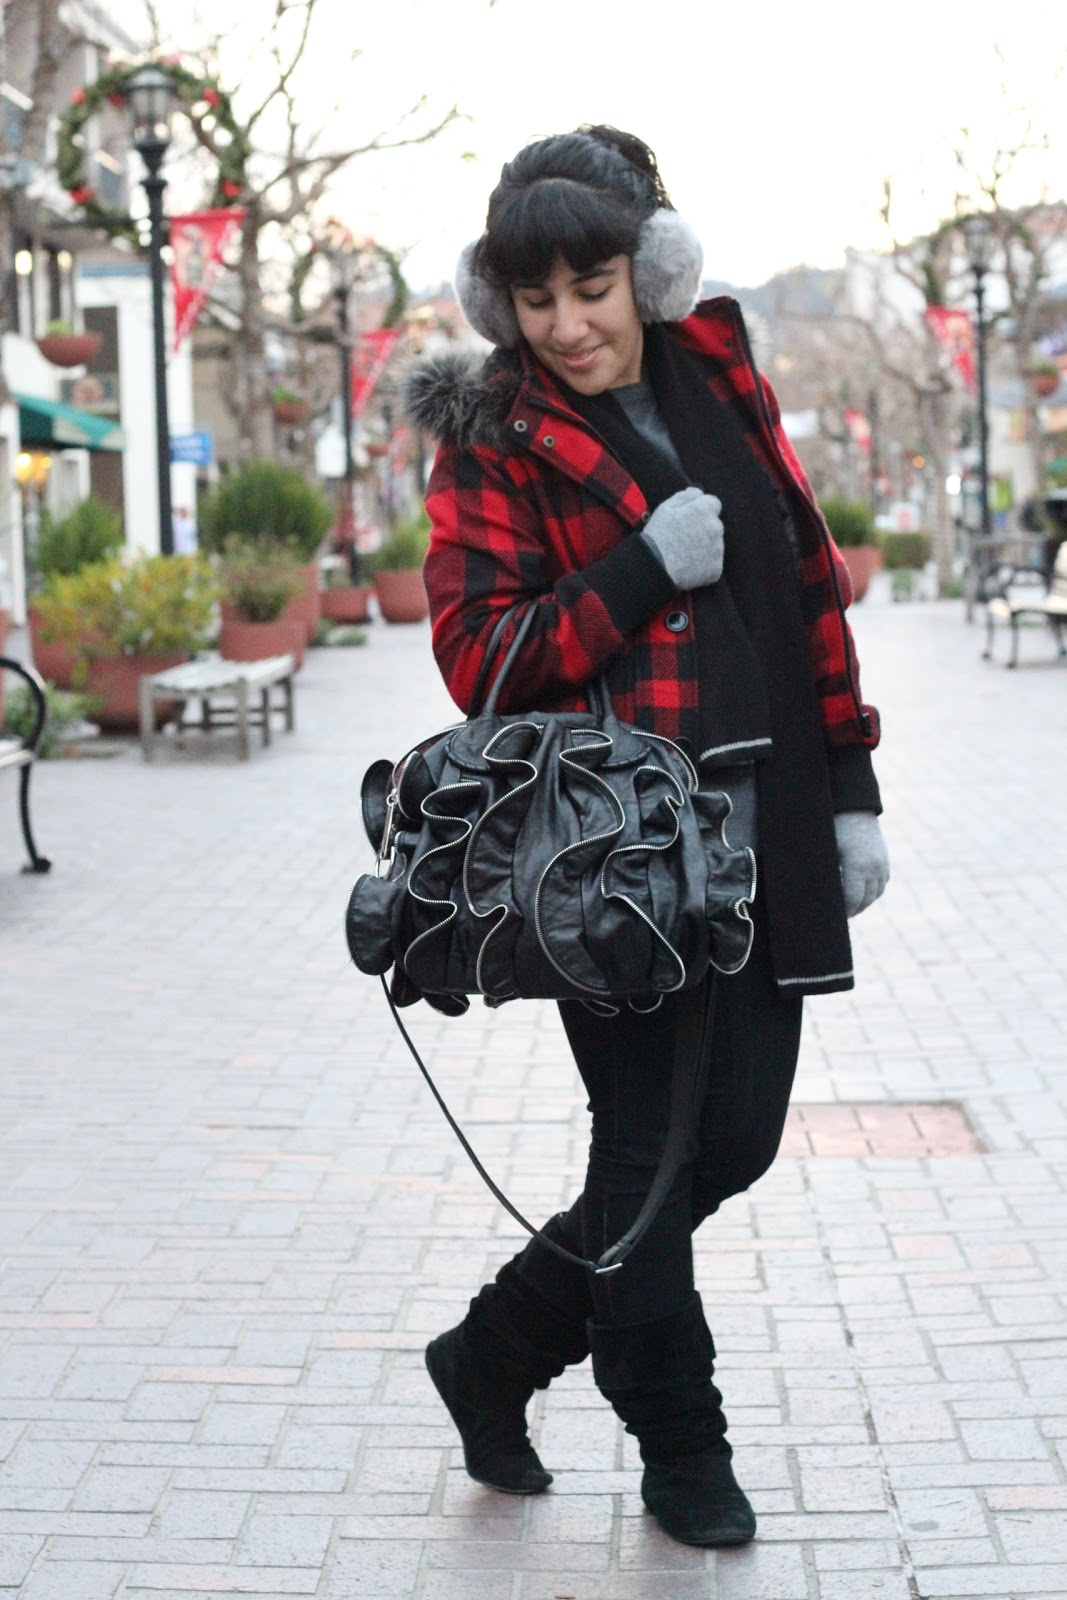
[344,606,757,1272]
[347,607,756,1011]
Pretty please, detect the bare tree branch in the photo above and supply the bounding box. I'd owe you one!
[142,0,165,49]
[245,0,319,137]
[257,104,461,225]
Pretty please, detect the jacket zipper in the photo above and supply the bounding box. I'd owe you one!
[728,307,872,738]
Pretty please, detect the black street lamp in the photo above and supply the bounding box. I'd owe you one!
[123,65,177,557]
[324,226,361,583]
[963,213,994,547]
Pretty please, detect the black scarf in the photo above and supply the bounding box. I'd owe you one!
[567,325,852,992]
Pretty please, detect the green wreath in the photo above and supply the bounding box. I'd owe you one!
[56,56,252,240]
[289,234,410,329]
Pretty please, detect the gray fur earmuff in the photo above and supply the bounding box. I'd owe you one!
[454,241,521,349]
[630,210,704,325]
[455,209,704,349]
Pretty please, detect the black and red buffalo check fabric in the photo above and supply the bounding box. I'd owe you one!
[422,298,880,756]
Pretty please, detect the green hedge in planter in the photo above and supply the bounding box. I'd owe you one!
[197,460,334,562]
[2,680,96,756]
[36,497,123,580]
[879,531,932,570]
[34,555,222,671]
[819,496,876,548]
[363,510,431,576]
[222,539,305,622]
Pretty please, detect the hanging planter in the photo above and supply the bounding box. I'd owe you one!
[272,388,311,426]
[1032,365,1060,399]
[36,325,102,368]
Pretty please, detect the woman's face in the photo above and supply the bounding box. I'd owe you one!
[510,254,643,394]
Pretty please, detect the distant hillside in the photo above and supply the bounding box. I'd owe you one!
[702,265,844,319]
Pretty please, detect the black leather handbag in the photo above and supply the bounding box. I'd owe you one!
[345,604,757,1272]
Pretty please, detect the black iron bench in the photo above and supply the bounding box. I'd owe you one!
[983,543,1067,667]
[0,657,52,873]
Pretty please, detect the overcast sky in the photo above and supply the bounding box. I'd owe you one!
[137,0,1066,293]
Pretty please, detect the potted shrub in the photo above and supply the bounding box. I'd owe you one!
[879,531,932,573]
[35,318,103,368]
[28,497,124,688]
[1031,360,1061,399]
[198,460,334,642]
[218,541,307,667]
[819,496,881,602]
[366,511,431,623]
[2,679,95,758]
[880,531,933,604]
[272,385,311,426]
[31,554,221,730]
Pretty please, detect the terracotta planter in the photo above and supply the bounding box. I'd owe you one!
[85,652,188,732]
[218,616,305,669]
[273,398,310,426]
[28,604,78,690]
[321,585,372,624]
[1033,371,1060,399]
[839,545,882,603]
[281,564,322,644]
[374,568,429,624]
[35,331,102,368]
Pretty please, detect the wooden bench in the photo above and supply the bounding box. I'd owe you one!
[139,653,296,761]
[983,543,1067,667]
[0,656,51,873]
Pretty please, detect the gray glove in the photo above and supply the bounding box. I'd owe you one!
[834,811,890,918]
[640,486,725,590]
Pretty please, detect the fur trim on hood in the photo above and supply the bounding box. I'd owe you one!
[403,348,520,450]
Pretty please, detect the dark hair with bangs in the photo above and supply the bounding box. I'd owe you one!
[475,127,673,289]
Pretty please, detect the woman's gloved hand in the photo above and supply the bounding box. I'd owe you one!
[640,487,724,589]
[834,811,890,917]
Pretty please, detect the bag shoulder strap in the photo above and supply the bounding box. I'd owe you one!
[467,601,538,717]
[381,974,716,1276]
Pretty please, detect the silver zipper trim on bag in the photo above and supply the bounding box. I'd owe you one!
[462,722,542,998]
[639,729,700,791]
[401,782,481,975]
[596,763,691,994]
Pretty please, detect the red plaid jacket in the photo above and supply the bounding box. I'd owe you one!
[412,298,880,756]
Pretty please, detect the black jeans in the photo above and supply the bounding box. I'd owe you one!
[527,893,802,1329]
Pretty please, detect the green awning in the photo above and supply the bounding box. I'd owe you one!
[16,393,125,453]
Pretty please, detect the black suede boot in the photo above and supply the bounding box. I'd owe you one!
[427,1215,591,1494]
[588,1291,756,1546]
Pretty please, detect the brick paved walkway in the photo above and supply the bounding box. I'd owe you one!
[1,601,1065,1600]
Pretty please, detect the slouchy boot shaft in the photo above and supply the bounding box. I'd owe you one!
[588,1290,728,1461]
[588,1290,755,1545]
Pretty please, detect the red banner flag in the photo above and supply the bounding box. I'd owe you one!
[352,328,402,417]
[843,408,872,454]
[925,306,975,392]
[170,209,244,353]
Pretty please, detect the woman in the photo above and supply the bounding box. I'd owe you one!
[406,126,888,1548]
